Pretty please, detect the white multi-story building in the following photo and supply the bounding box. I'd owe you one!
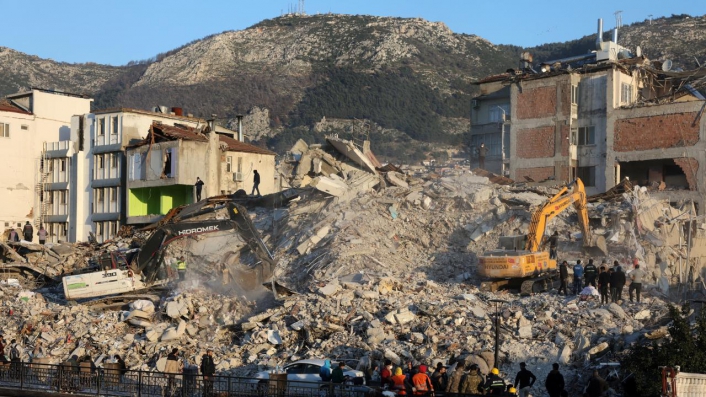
[42,107,275,243]
[0,89,92,241]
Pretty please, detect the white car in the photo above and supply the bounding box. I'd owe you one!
[254,359,367,389]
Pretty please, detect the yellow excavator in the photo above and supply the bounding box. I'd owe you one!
[478,178,606,294]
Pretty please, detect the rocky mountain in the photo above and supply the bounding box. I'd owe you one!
[1,13,705,162]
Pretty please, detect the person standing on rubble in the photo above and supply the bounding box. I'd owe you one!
[23,221,33,242]
[37,225,47,245]
[614,265,626,302]
[545,363,565,397]
[195,177,205,201]
[514,362,537,397]
[8,228,20,242]
[628,263,646,303]
[584,259,598,287]
[585,370,609,397]
[547,231,559,259]
[558,261,569,296]
[573,260,584,295]
[176,256,187,281]
[598,266,611,305]
[200,349,216,396]
[251,170,262,197]
[478,143,488,170]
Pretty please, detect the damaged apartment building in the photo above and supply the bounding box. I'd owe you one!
[471,19,706,209]
[40,107,275,243]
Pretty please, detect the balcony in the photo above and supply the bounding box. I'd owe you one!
[44,141,71,158]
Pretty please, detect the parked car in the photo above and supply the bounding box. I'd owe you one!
[255,359,365,384]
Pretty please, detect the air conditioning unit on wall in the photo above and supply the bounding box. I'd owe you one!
[233,172,244,182]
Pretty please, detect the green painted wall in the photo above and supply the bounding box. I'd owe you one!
[128,185,193,216]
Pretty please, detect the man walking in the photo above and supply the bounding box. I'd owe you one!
[629,263,647,303]
[23,221,33,242]
[37,225,47,245]
[584,259,597,287]
[558,261,569,296]
[251,170,261,197]
[195,177,205,201]
[598,266,611,305]
[200,349,216,397]
[514,362,537,397]
[544,363,565,397]
[573,260,584,295]
[478,143,488,169]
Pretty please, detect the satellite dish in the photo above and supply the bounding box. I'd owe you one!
[662,59,673,72]
[636,46,642,57]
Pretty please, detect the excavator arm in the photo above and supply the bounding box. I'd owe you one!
[134,202,274,283]
[525,178,592,252]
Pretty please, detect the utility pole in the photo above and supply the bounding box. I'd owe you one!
[648,14,653,25]
[489,299,508,370]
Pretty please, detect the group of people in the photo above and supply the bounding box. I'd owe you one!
[365,359,571,396]
[557,258,647,304]
[7,221,48,244]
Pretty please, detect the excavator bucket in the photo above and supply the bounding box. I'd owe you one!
[584,234,608,257]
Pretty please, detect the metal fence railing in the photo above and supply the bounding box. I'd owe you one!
[0,361,374,396]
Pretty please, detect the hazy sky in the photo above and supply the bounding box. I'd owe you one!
[2,0,703,65]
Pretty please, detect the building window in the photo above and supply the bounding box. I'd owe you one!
[110,187,117,202]
[111,154,118,168]
[60,190,67,204]
[0,123,9,138]
[489,104,510,123]
[470,133,502,157]
[21,125,28,130]
[226,156,233,172]
[571,85,579,105]
[621,83,633,104]
[49,160,54,172]
[110,221,118,236]
[577,166,596,187]
[97,118,105,136]
[96,189,104,203]
[572,126,595,146]
[237,157,243,173]
[60,159,66,172]
[97,155,104,169]
[111,116,119,135]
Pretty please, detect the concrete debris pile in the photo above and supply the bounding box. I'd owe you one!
[0,283,260,375]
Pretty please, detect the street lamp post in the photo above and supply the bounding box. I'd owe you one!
[489,299,508,370]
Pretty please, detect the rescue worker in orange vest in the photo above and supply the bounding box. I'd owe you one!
[412,364,434,396]
[391,367,412,395]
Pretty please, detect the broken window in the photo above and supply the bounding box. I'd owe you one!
[577,166,596,187]
[621,83,633,104]
[619,159,690,190]
[0,122,9,138]
[571,85,579,105]
[162,149,172,178]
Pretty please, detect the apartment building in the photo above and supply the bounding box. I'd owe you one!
[126,122,276,224]
[0,88,92,241]
[41,107,276,242]
[473,19,706,209]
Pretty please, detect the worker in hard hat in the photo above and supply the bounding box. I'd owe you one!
[484,368,507,395]
[391,367,412,395]
[504,386,518,396]
[176,256,187,281]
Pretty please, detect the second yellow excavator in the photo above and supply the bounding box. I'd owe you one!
[478,178,606,294]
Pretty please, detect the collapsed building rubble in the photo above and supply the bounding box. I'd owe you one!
[0,136,703,395]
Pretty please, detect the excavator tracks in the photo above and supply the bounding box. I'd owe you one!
[520,275,558,296]
[78,294,162,311]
